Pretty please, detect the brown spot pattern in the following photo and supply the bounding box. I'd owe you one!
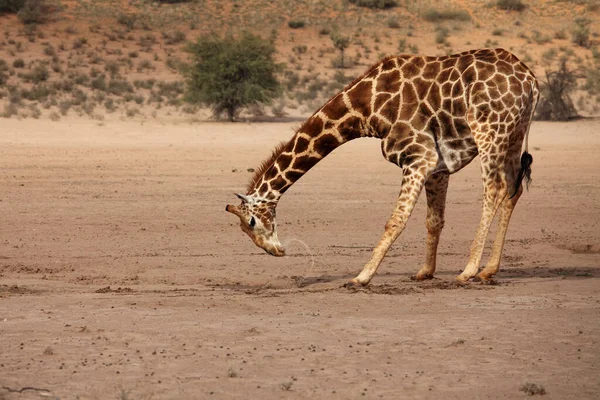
[243,47,539,211]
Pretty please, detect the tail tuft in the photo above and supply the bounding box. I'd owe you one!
[510,151,533,199]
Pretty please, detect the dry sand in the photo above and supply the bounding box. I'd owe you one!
[1,117,599,399]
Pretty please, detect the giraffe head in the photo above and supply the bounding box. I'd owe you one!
[225,193,285,257]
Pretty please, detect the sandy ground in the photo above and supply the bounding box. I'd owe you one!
[0,117,599,399]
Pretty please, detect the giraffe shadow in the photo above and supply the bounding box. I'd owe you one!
[499,266,599,279]
[290,265,600,289]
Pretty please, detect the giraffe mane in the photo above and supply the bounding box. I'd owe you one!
[246,141,288,193]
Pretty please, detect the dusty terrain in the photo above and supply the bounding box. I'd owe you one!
[1,118,599,399]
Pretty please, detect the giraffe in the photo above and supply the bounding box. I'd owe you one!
[226,48,539,286]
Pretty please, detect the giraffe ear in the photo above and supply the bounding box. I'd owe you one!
[235,193,250,203]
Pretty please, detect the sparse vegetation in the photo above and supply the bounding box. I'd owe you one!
[422,8,471,22]
[17,0,61,24]
[348,0,398,9]
[572,17,592,48]
[495,0,527,12]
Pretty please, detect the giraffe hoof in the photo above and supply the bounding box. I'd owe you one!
[343,280,366,290]
[453,277,470,286]
[412,273,434,281]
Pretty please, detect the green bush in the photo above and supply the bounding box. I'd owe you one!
[348,0,398,9]
[495,0,527,12]
[185,32,282,121]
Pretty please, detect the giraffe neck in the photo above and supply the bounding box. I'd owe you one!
[247,102,368,201]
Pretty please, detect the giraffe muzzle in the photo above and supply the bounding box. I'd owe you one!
[265,245,286,257]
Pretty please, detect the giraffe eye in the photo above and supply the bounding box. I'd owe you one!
[249,217,256,228]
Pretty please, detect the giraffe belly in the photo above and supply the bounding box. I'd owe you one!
[435,139,478,174]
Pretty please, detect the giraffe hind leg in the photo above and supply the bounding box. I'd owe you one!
[477,145,529,282]
[414,172,449,281]
[456,149,508,282]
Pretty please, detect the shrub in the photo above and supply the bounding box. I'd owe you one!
[330,32,350,68]
[398,38,407,53]
[12,58,25,68]
[423,8,470,22]
[387,17,400,29]
[138,33,156,47]
[318,27,331,36]
[292,45,307,55]
[572,17,591,48]
[348,0,398,9]
[105,61,119,77]
[22,64,49,83]
[72,37,87,49]
[0,0,26,12]
[163,30,186,45]
[495,0,527,12]
[2,102,19,118]
[117,13,136,30]
[59,100,71,115]
[288,20,305,29]
[137,59,153,72]
[435,27,450,44]
[134,78,156,89]
[185,32,282,121]
[22,83,54,101]
[91,74,107,91]
[17,0,60,24]
[107,79,133,96]
[532,30,552,45]
[535,59,578,121]
[43,44,56,56]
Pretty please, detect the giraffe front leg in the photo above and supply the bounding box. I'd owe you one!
[415,172,449,281]
[348,165,431,287]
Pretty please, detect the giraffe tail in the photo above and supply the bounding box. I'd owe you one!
[510,151,533,199]
[510,81,538,199]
